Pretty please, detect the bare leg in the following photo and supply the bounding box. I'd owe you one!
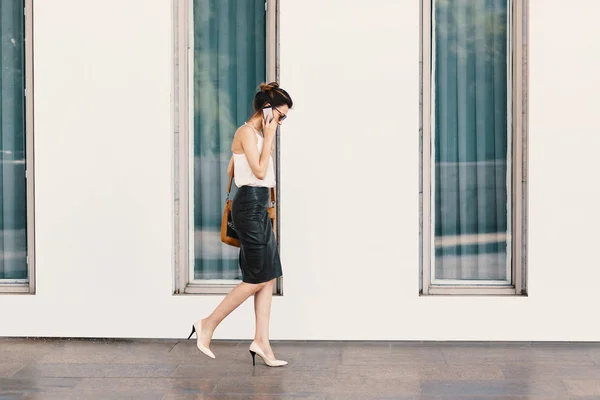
[199,281,266,349]
[253,279,276,359]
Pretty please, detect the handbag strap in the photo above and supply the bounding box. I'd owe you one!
[225,165,234,201]
[227,170,234,194]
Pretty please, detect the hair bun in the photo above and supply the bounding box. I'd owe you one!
[252,81,292,112]
[259,82,279,92]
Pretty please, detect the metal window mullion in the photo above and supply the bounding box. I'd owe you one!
[185,0,195,288]
[521,0,529,294]
[266,0,276,83]
[512,0,524,294]
[266,0,282,295]
[421,0,432,295]
[505,0,514,286]
[174,0,191,294]
[25,0,35,294]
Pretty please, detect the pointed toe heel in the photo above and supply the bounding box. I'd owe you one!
[187,321,215,359]
[249,342,287,367]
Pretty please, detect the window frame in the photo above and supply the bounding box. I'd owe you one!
[173,0,281,295]
[420,0,528,296]
[1,0,35,295]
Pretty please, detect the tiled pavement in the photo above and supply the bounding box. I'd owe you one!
[1,338,600,399]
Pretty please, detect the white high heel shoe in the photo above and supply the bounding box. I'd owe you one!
[249,342,288,367]
[187,320,215,359]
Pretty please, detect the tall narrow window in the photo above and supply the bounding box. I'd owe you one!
[0,0,34,294]
[421,0,526,295]
[175,0,277,294]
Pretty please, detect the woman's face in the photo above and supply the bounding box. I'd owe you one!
[272,105,289,125]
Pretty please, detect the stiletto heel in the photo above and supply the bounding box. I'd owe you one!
[249,342,287,367]
[187,325,195,340]
[188,320,216,359]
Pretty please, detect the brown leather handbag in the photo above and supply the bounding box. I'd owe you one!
[220,171,276,248]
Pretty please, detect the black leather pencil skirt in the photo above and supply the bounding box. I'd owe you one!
[231,185,282,284]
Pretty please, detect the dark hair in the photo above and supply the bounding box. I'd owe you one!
[253,82,293,113]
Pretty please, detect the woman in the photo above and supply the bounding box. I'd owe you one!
[188,82,293,367]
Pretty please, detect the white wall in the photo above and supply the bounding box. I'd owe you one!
[2,0,599,341]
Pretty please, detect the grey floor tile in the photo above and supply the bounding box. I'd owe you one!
[13,339,130,364]
[529,343,597,364]
[323,377,421,397]
[335,365,423,381]
[0,364,25,378]
[71,377,220,398]
[13,363,178,378]
[165,341,244,364]
[442,345,540,366]
[587,351,600,366]
[268,342,343,358]
[324,396,361,400]
[172,364,234,379]
[500,364,600,380]
[164,394,326,400]
[414,397,553,400]
[0,351,49,364]
[277,355,340,368]
[104,340,178,364]
[389,345,446,365]
[37,392,161,400]
[338,342,392,365]
[341,342,392,353]
[213,375,420,397]
[162,395,201,400]
[344,364,504,381]
[530,352,595,364]
[0,377,81,395]
[0,394,25,400]
[421,379,568,397]
[529,342,600,349]
[36,352,117,364]
[564,379,600,396]
[0,338,58,353]
[228,363,337,380]
[212,375,327,396]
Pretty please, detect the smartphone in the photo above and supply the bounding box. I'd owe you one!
[262,107,274,123]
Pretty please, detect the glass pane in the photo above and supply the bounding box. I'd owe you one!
[190,0,266,280]
[0,0,27,281]
[432,0,511,282]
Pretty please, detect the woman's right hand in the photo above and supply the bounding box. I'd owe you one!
[263,115,278,142]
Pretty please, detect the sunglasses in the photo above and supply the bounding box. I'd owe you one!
[273,107,287,121]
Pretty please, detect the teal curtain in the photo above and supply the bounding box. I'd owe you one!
[433,0,510,281]
[0,0,27,281]
[192,0,266,280]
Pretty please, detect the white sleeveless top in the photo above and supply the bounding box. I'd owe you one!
[233,124,276,188]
